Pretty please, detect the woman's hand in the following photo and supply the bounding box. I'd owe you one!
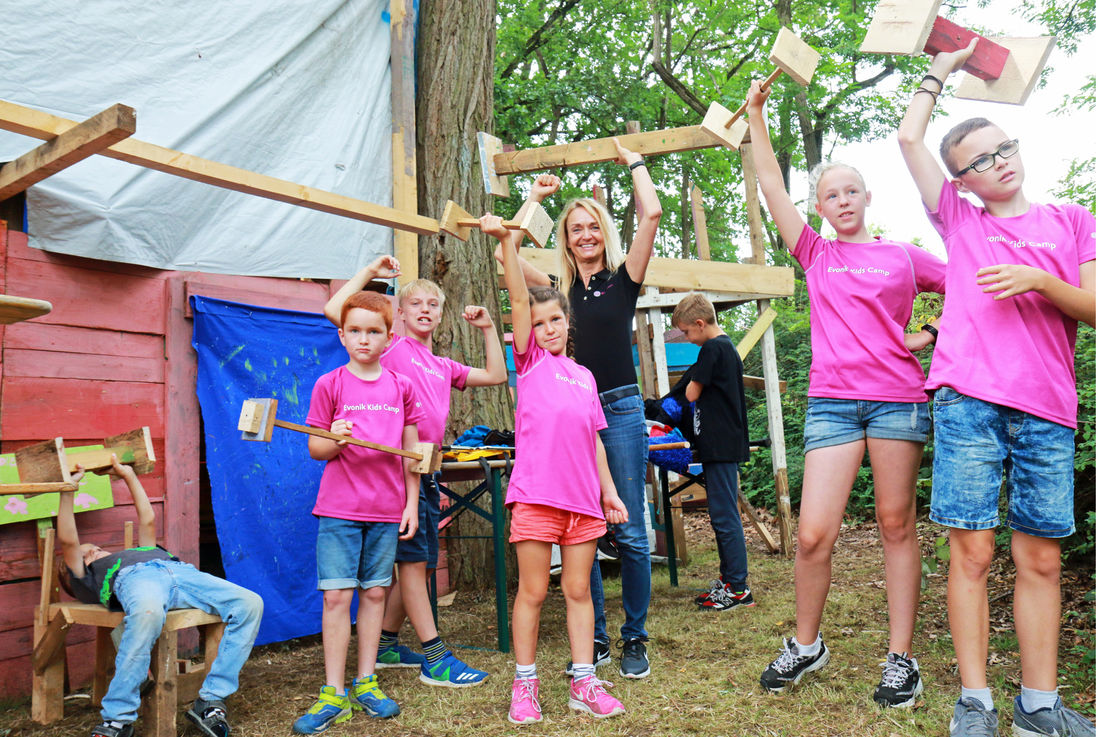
[612,137,643,167]
[530,174,561,202]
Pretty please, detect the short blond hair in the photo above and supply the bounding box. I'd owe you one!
[672,292,716,327]
[396,278,446,308]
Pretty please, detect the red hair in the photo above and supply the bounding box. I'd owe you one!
[341,291,393,331]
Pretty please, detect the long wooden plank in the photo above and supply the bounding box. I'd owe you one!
[0,103,136,200]
[758,299,794,556]
[0,99,439,235]
[390,0,420,283]
[736,307,778,358]
[689,184,710,261]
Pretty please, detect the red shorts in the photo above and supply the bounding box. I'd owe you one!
[509,503,606,545]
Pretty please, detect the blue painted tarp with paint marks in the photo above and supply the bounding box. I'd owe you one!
[191,295,346,645]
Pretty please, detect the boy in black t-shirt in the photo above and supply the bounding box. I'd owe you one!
[58,455,263,737]
[672,293,754,611]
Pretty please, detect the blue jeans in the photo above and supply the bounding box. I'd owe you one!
[101,559,263,723]
[591,387,651,642]
[702,462,749,589]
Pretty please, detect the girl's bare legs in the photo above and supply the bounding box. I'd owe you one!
[559,541,598,667]
[512,541,552,665]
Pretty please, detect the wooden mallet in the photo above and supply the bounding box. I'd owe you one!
[238,398,442,474]
[701,27,820,150]
[439,200,555,248]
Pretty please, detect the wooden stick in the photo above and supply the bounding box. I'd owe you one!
[0,481,78,494]
[271,418,423,461]
[723,68,782,130]
[0,294,53,325]
[649,441,690,451]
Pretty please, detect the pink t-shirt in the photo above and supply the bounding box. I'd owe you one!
[925,181,1096,428]
[381,334,472,446]
[793,225,947,402]
[306,365,426,522]
[506,334,608,519]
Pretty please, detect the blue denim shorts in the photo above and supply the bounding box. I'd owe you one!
[930,387,1075,538]
[316,516,399,590]
[395,475,440,567]
[803,397,930,452]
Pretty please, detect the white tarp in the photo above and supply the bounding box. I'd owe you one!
[0,0,398,279]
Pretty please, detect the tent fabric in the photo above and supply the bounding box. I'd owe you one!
[191,295,347,645]
[0,0,399,279]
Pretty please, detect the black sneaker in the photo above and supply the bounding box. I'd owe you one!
[91,722,134,737]
[694,579,725,605]
[565,639,612,675]
[873,652,923,708]
[759,636,830,693]
[699,585,755,611]
[186,697,232,737]
[618,637,650,679]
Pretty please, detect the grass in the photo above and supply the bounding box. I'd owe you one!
[4,513,1094,736]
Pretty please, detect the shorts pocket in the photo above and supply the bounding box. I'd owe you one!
[932,386,964,408]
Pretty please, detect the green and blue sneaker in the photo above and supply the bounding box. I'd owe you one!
[419,650,489,688]
[376,644,427,669]
[350,674,399,718]
[291,686,352,734]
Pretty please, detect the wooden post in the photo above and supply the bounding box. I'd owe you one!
[391,0,419,283]
[740,143,768,265]
[689,183,711,260]
[645,286,670,397]
[634,311,658,399]
[142,629,178,737]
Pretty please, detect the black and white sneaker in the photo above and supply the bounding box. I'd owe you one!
[91,722,135,737]
[186,697,232,737]
[565,639,612,675]
[618,637,650,679]
[759,637,830,694]
[698,585,755,611]
[873,652,923,708]
[694,579,725,605]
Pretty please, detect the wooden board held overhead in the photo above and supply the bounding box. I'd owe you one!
[860,0,943,55]
[955,35,1055,105]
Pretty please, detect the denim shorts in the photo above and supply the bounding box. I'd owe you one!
[316,516,399,590]
[803,397,930,452]
[395,475,440,567]
[930,387,1076,538]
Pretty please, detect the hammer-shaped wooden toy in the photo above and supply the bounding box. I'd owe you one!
[238,398,442,474]
[701,27,820,150]
[440,200,555,248]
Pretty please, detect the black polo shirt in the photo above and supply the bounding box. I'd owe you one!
[565,267,642,394]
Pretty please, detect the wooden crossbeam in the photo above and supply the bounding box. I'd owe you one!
[0,99,439,235]
[494,126,717,175]
[0,103,136,201]
[736,307,778,358]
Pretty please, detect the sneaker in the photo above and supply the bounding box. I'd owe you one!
[419,650,489,687]
[90,723,134,737]
[350,674,399,718]
[1012,695,1096,736]
[376,643,427,669]
[186,698,231,737]
[508,677,542,725]
[569,675,625,718]
[759,637,831,693]
[873,652,923,708]
[565,639,612,676]
[618,637,650,679]
[292,686,353,734]
[950,697,999,736]
[699,584,756,611]
[694,579,725,605]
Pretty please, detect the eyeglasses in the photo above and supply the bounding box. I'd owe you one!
[955,139,1020,176]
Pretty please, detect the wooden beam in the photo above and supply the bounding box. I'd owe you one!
[390,0,420,282]
[860,0,943,55]
[689,184,711,260]
[635,290,753,310]
[15,437,72,485]
[0,99,439,235]
[736,306,778,358]
[0,481,77,494]
[634,312,658,399]
[32,610,72,675]
[740,143,769,265]
[0,103,136,201]
[955,35,1055,106]
[757,299,794,556]
[743,374,786,393]
[923,15,1010,81]
[0,294,52,324]
[646,287,671,397]
[738,488,779,554]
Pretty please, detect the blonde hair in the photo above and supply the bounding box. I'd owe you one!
[396,278,446,308]
[672,292,716,327]
[555,198,625,289]
[807,161,866,202]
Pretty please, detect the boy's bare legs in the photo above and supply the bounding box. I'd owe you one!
[794,441,864,646]
[512,541,551,665]
[355,586,387,677]
[322,589,355,690]
[948,529,994,689]
[1012,531,1061,691]
[392,562,439,642]
[559,541,597,667]
[867,438,924,656]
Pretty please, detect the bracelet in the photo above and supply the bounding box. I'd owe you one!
[921,74,944,92]
[628,159,647,171]
[921,323,939,341]
[914,88,938,102]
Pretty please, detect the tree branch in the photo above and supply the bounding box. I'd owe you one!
[500,0,583,79]
[651,59,709,117]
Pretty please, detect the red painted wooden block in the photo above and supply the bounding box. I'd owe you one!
[923,15,1010,81]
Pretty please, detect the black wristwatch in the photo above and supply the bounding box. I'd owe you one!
[921,323,939,341]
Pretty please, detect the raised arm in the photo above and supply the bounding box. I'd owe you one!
[491,175,557,288]
[485,214,532,354]
[897,41,977,211]
[112,455,156,547]
[745,81,809,249]
[462,305,508,386]
[619,138,663,285]
[57,466,86,577]
[322,255,401,327]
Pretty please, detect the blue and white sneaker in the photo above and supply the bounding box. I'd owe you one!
[350,674,399,718]
[419,650,489,687]
[376,644,427,669]
[291,686,353,734]
[1012,695,1095,736]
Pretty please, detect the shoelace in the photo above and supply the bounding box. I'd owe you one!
[575,676,614,701]
[515,679,541,713]
[771,640,807,672]
[956,701,998,734]
[202,707,227,720]
[878,656,913,689]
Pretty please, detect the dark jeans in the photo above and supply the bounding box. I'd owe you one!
[703,461,749,589]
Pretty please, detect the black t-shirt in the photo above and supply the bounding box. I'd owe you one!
[691,335,750,463]
[565,267,642,394]
[69,546,178,610]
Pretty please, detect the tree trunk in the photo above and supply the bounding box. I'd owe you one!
[416,0,514,588]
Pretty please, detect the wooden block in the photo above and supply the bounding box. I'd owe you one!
[31,610,71,675]
[955,35,1055,105]
[0,294,52,324]
[239,398,277,442]
[15,438,71,485]
[439,200,475,241]
[411,443,441,474]
[700,102,749,150]
[101,427,156,475]
[477,132,510,197]
[237,401,265,436]
[124,520,134,549]
[516,203,554,248]
[769,27,820,87]
[923,16,1010,80]
[0,103,136,200]
[860,0,942,55]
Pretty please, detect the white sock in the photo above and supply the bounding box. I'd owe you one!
[515,663,537,680]
[961,686,994,711]
[794,634,821,657]
[571,663,595,680]
[1020,685,1059,713]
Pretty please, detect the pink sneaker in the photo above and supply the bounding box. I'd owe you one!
[508,677,542,724]
[568,675,625,718]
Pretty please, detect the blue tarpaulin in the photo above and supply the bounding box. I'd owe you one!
[191,295,346,645]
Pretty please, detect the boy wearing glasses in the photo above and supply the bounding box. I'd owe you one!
[898,44,1096,737]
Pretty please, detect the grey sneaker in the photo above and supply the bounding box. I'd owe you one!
[950,697,999,736]
[618,637,650,679]
[565,639,611,675]
[1012,695,1096,736]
